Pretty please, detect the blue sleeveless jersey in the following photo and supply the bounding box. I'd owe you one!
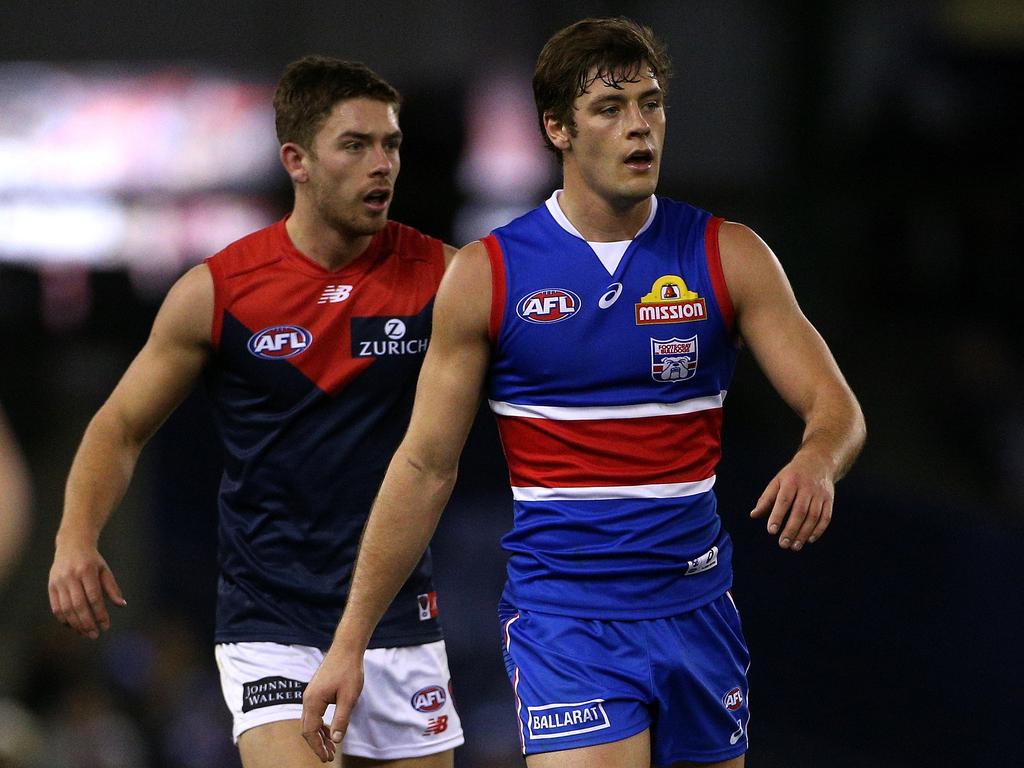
[484,197,738,619]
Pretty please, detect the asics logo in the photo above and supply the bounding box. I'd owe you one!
[598,282,623,309]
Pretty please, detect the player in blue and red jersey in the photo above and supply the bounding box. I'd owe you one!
[48,56,463,768]
[302,18,866,768]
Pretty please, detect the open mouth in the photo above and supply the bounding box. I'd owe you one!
[363,189,391,210]
[624,149,654,170]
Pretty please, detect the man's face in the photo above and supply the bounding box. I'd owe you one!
[561,66,666,207]
[303,97,401,237]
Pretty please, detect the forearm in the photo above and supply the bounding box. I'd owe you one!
[332,446,457,652]
[0,425,31,580]
[795,389,866,481]
[57,410,143,548]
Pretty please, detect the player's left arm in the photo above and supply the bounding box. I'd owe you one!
[719,222,866,550]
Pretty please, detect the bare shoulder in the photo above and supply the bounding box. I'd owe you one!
[433,241,492,339]
[717,221,796,316]
[151,263,214,349]
[718,221,784,278]
[440,240,493,291]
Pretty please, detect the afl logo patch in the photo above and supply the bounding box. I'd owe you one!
[411,685,447,713]
[247,325,313,359]
[722,687,744,711]
[517,289,580,323]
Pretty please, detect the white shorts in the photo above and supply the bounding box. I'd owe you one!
[215,641,464,760]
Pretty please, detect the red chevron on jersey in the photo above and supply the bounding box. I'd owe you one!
[207,218,444,397]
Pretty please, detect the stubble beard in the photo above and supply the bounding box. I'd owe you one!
[314,185,388,241]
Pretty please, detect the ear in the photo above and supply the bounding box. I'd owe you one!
[280,142,310,184]
[543,111,573,153]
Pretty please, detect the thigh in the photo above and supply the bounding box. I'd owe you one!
[499,603,651,758]
[669,758,744,768]
[239,719,339,768]
[648,592,751,766]
[238,721,456,768]
[526,729,650,768]
[343,752,453,768]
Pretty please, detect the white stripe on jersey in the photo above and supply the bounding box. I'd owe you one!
[489,390,726,421]
[511,475,716,501]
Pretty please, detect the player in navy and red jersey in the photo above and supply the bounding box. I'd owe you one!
[48,56,463,767]
[301,18,866,768]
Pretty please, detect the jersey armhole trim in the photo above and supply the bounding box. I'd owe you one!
[482,234,506,345]
[433,237,446,284]
[204,257,225,350]
[704,216,735,338]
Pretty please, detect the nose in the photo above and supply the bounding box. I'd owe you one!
[370,143,395,177]
[626,102,651,138]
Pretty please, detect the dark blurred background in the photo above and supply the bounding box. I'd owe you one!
[1,1,1021,766]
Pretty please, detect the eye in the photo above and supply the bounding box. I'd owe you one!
[599,105,619,116]
[644,100,663,111]
[343,141,364,152]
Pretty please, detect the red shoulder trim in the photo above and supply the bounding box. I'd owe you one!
[203,255,226,350]
[432,236,447,285]
[704,216,735,337]
[481,234,506,345]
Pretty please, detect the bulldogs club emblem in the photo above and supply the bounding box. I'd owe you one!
[650,336,698,382]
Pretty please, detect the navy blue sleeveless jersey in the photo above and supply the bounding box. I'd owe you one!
[484,197,738,619]
[204,218,445,649]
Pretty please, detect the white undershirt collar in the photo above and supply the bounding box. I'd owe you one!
[545,190,657,275]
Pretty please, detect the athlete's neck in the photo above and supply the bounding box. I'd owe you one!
[285,210,374,272]
[556,180,654,243]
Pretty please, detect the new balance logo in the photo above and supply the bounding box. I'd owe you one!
[318,284,353,304]
[423,715,449,736]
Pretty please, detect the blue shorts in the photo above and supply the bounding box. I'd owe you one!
[498,591,750,765]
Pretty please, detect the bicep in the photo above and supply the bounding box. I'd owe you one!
[722,223,853,419]
[98,264,213,444]
[401,243,492,471]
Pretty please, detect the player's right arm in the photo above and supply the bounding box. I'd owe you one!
[301,240,492,762]
[48,263,214,639]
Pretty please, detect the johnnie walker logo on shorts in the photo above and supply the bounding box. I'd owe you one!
[241,676,306,712]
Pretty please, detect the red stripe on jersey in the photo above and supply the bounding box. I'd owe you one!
[482,234,506,345]
[704,216,735,338]
[496,409,723,488]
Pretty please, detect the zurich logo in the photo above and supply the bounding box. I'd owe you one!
[247,325,313,360]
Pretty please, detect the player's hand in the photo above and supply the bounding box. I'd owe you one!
[750,449,835,551]
[48,541,126,639]
[301,645,365,763]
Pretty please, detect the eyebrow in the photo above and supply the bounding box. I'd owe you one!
[590,87,663,105]
[335,129,404,141]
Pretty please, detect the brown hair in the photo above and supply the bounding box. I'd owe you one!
[533,17,671,158]
[273,55,401,151]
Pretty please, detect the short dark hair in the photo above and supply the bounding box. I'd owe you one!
[533,17,671,158]
[273,55,401,151]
